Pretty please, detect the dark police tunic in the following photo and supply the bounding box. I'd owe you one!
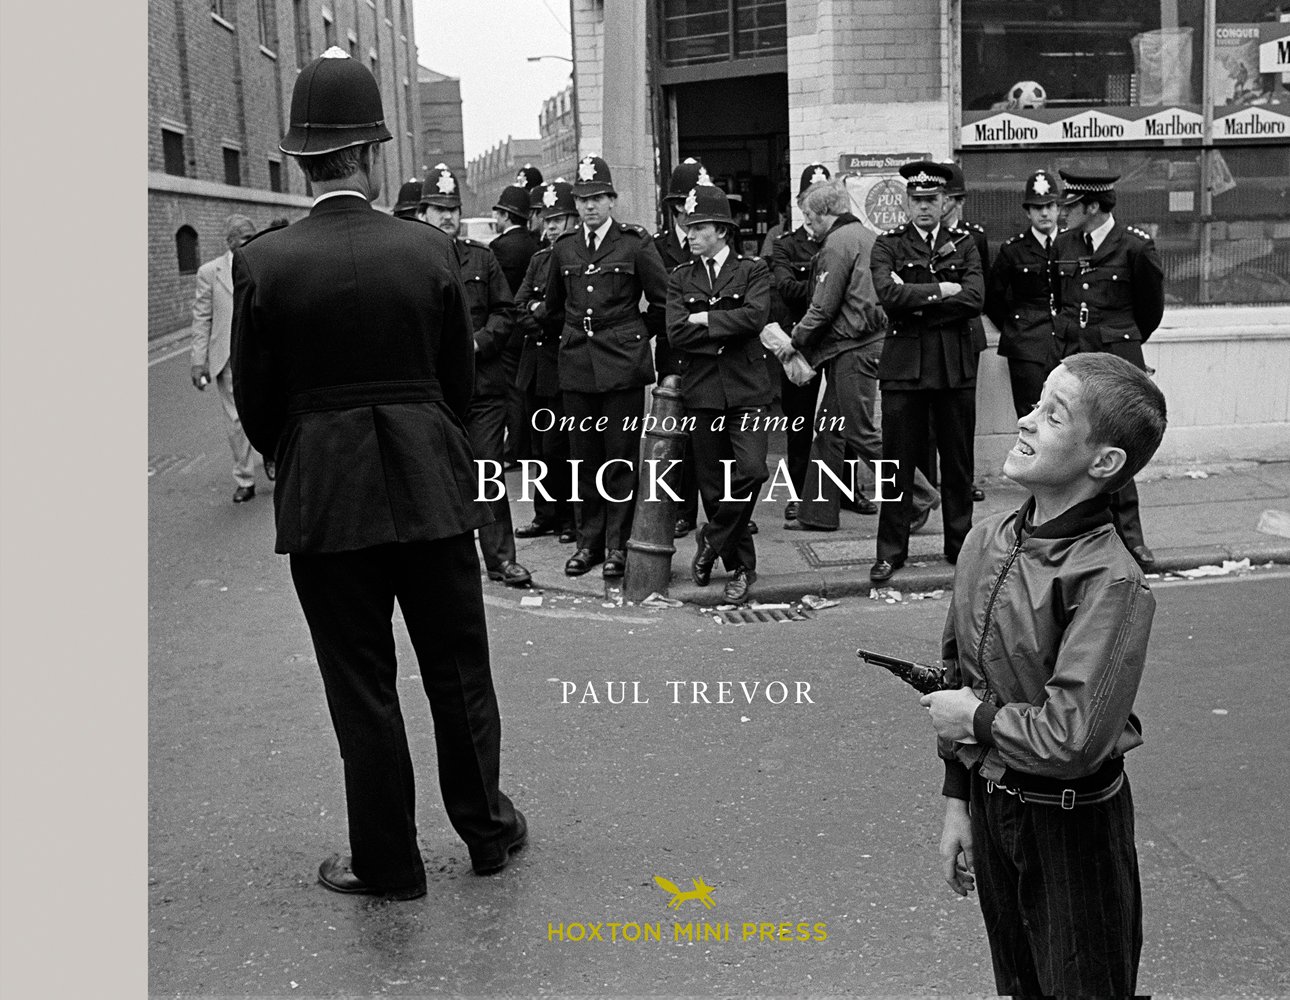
[987,228,1060,416]
[652,225,692,378]
[490,224,541,462]
[1051,219,1165,551]
[667,252,772,571]
[231,193,515,891]
[871,221,984,565]
[542,220,669,552]
[769,224,825,494]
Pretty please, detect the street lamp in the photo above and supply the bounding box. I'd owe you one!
[526,54,573,63]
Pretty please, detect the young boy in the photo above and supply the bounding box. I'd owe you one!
[920,352,1168,997]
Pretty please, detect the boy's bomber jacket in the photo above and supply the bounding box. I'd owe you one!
[939,494,1155,800]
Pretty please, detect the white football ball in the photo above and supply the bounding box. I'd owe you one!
[1007,81,1047,110]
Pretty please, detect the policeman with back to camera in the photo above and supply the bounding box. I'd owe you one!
[513,179,579,544]
[418,162,532,587]
[542,154,670,579]
[869,160,984,584]
[392,177,424,221]
[666,183,773,604]
[1052,168,1165,569]
[231,48,526,899]
[490,182,542,467]
[769,162,832,521]
[652,157,711,538]
[985,170,1064,418]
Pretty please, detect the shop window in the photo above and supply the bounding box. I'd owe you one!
[962,0,1205,115]
[1212,0,1290,139]
[661,0,786,67]
[162,128,186,177]
[1205,145,1290,303]
[176,226,200,274]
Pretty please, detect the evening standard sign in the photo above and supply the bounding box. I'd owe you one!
[962,106,1206,145]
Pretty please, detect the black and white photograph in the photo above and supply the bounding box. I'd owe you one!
[4,0,1290,997]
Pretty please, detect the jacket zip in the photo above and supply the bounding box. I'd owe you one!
[976,531,1025,684]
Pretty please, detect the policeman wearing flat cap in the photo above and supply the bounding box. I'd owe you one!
[1051,168,1165,568]
[868,159,985,583]
[513,180,580,543]
[417,163,533,588]
[543,154,670,578]
[231,48,527,900]
[666,184,773,604]
[392,177,424,220]
[985,170,1064,418]
[768,162,833,518]
[651,157,712,536]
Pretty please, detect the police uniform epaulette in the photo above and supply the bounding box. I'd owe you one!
[619,223,649,237]
[882,223,909,236]
[554,229,581,243]
[1125,225,1153,241]
[670,259,697,273]
[1004,231,1026,246]
[964,221,985,233]
[459,237,488,249]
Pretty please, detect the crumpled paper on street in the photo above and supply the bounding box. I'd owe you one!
[1256,509,1290,540]
[800,593,839,610]
[869,587,904,603]
[1174,558,1251,578]
[641,591,684,609]
[908,589,945,601]
[760,323,816,386]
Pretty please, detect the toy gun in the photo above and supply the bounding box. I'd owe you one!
[857,648,949,695]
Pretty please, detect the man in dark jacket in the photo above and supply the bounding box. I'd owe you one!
[491,184,542,466]
[786,180,938,533]
[232,50,527,899]
[870,160,985,583]
[420,165,532,587]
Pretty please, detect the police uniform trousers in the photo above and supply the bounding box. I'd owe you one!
[289,535,517,890]
[466,391,518,571]
[970,769,1142,998]
[502,343,532,464]
[780,367,821,497]
[525,385,574,530]
[877,386,975,564]
[691,406,768,571]
[798,345,938,530]
[563,387,642,553]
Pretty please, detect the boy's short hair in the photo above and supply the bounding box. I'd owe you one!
[801,181,851,218]
[1061,354,1167,492]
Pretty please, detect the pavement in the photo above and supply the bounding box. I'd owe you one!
[505,453,1290,606]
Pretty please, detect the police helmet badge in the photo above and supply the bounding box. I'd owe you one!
[577,157,597,182]
[684,188,699,215]
[542,185,559,208]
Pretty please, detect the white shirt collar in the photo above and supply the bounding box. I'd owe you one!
[914,223,940,247]
[1031,226,1055,246]
[1088,214,1116,252]
[312,189,367,207]
[702,244,732,275]
[585,216,614,244]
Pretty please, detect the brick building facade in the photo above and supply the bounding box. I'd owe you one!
[417,65,466,178]
[148,0,422,339]
[464,137,544,218]
[539,85,579,185]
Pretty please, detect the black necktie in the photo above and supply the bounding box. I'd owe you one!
[1044,235,1052,255]
[1084,233,1095,256]
[681,236,689,254]
[587,230,597,255]
[706,258,718,288]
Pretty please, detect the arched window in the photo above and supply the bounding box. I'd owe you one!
[176,226,200,274]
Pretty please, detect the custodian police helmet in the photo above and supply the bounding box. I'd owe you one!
[515,163,544,190]
[493,184,532,220]
[393,177,423,217]
[572,155,616,198]
[1021,170,1061,207]
[280,47,392,156]
[665,158,711,206]
[538,180,577,220]
[797,162,831,198]
[681,184,737,234]
[420,163,463,209]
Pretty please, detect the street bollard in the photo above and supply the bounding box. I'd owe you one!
[624,375,688,601]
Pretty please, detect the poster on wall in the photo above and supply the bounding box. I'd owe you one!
[1212,22,1290,141]
[836,152,930,235]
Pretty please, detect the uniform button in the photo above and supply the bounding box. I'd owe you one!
[1014,314,1020,320]
[1112,275,1118,280]
[1082,283,1089,290]
[587,285,594,292]
[585,308,593,315]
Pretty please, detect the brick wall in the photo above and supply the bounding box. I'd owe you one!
[570,0,603,157]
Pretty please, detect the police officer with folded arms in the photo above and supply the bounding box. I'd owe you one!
[514,180,579,544]
[869,160,985,584]
[543,154,669,579]
[666,184,773,604]
[1052,169,1165,569]
[231,49,526,899]
[986,170,1063,418]
[769,162,832,521]
[491,182,542,467]
[419,163,532,587]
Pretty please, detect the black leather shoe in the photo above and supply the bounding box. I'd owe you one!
[515,519,558,538]
[232,485,255,504]
[317,854,426,900]
[784,500,799,522]
[565,548,603,576]
[488,560,532,587]
[472,810,528,876]
[869,558,903,583]
[784,520,836,532]
[691,525,718,587]
[841,495,878,515]
[558,524,578,544]
[603,549,626,578]
[674,518,695,538]
[263,460,276,482]
[723,567,757,603]
[1130,544,1156,570]
[747,520,759,535]
[972,485,986,502]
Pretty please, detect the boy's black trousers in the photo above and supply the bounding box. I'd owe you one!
[969,769,1143,998]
